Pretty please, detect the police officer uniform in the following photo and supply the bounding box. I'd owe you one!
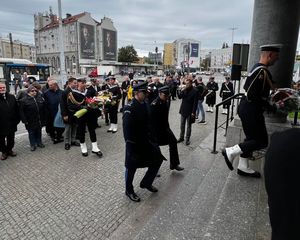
[123,82,165,202]
[222,44,281,178]
[150,86,184,171]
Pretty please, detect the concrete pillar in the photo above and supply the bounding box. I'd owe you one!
[248,0,300,88]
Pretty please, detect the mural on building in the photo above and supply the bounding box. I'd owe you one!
[79,23,95,59]
[103,29,116,61]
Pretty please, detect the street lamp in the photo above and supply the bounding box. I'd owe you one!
[58,0,67,88]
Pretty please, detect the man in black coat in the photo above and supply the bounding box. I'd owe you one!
[0,81,20,160]
[264,128,300,240]
[177,78,198,145]
[150,86,184,171]
[205,76,219,113]
[123,81,165,202]
[219,77,234,114]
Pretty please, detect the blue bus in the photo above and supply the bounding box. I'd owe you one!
[0,58,50,89]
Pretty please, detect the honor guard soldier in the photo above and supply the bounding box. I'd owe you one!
[205,76,219,112]
[107,76,122,133]
[123,81,165,202]
[150,86,184,171]
[222,44,281,177]
[219,76,234,114]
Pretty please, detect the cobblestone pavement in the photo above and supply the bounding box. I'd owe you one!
[1,76,229,240]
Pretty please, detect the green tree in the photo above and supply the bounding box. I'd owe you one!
[118,45,139,63]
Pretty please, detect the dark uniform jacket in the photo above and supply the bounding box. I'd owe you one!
[148,82,164,104]
[220,81,234,106]
[243,63,273,110]
[60,87,72,122]
[121,80,130,93]
[150,97,172,145]
[108,84,122,104]
[0,93,20,136]
[264,128,300,240]
[178,86,198,117]
[205,81,219,105]
[19,94,46,130]
[123,98,165,168]
[86,85,101,98]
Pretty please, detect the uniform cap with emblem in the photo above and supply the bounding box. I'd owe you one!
[132,81,148,92]
[158,85,170,95]
[260,44,282,52]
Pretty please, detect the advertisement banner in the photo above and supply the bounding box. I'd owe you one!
[103,29,117,61]
[190,43,199,57]
[79,23,95,59]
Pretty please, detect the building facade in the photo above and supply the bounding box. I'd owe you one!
[148,52,162,64]
[0,37,36,62]
[34,11,117,75]
[210,47,232,71]
[163,43,175,67]
[173,38,201,70]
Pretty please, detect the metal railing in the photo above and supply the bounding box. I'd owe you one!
[211,93,245,154]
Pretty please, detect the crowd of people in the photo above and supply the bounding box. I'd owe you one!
[0,73,235,159]
[1,43,299,237]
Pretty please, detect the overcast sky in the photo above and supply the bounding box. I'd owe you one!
[0,0,299,57]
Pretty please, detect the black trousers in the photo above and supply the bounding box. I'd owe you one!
[109,104,119,124]
[159,130,180,167]
[238,99,268,158]
[121,93,127,109]
[0,132,15,154]
[77,114,97,143]
[125,161,162,194]
[47,117,64,140]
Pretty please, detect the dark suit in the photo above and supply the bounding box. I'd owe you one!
[150,97,180,168]
[123,98,164,193]
[178,86,198,141]
[265,128,300,240]
[121,80,130,110]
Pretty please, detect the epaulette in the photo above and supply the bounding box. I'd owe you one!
[151,99,158,106]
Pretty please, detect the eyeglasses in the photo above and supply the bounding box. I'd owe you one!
[30,90,37,92]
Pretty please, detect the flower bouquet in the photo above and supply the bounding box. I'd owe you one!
[270,88,300,114]
[74,97,102,118]
[95,91,113,107]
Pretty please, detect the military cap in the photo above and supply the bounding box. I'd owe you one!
[260,44,282,52]
[158,85,170,95]
[105,77,110,81]
[133,81,148,92]
[109,75,116,80]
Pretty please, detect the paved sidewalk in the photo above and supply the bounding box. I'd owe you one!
[0,98,224,240]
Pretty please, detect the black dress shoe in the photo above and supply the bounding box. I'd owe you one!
[71,142,80,147]
[30,146,36,151]
[185,139,190,146]
[140,184,158,193]
[82,152,88,157]
[37,143,45,148]
[125,191,141,202]
[177,138,184,143]
[65,143,71,150]
[237,169,261,178]
[170,165,184,171]
[1,153,8,160]
[8,150,17,157]
[92,150,103,158]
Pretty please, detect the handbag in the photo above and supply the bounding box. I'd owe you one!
[190,114,196,124]
[54,105,65,128]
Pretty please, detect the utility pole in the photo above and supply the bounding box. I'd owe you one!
[58,0,67,88]
[187,42,190,74]
[229,26,238,47]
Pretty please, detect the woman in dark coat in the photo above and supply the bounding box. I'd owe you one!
[19,85,46,151]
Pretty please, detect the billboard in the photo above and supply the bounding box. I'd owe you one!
[79,23,95,59]
[190,43,199,57]
[103,29,117,61]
